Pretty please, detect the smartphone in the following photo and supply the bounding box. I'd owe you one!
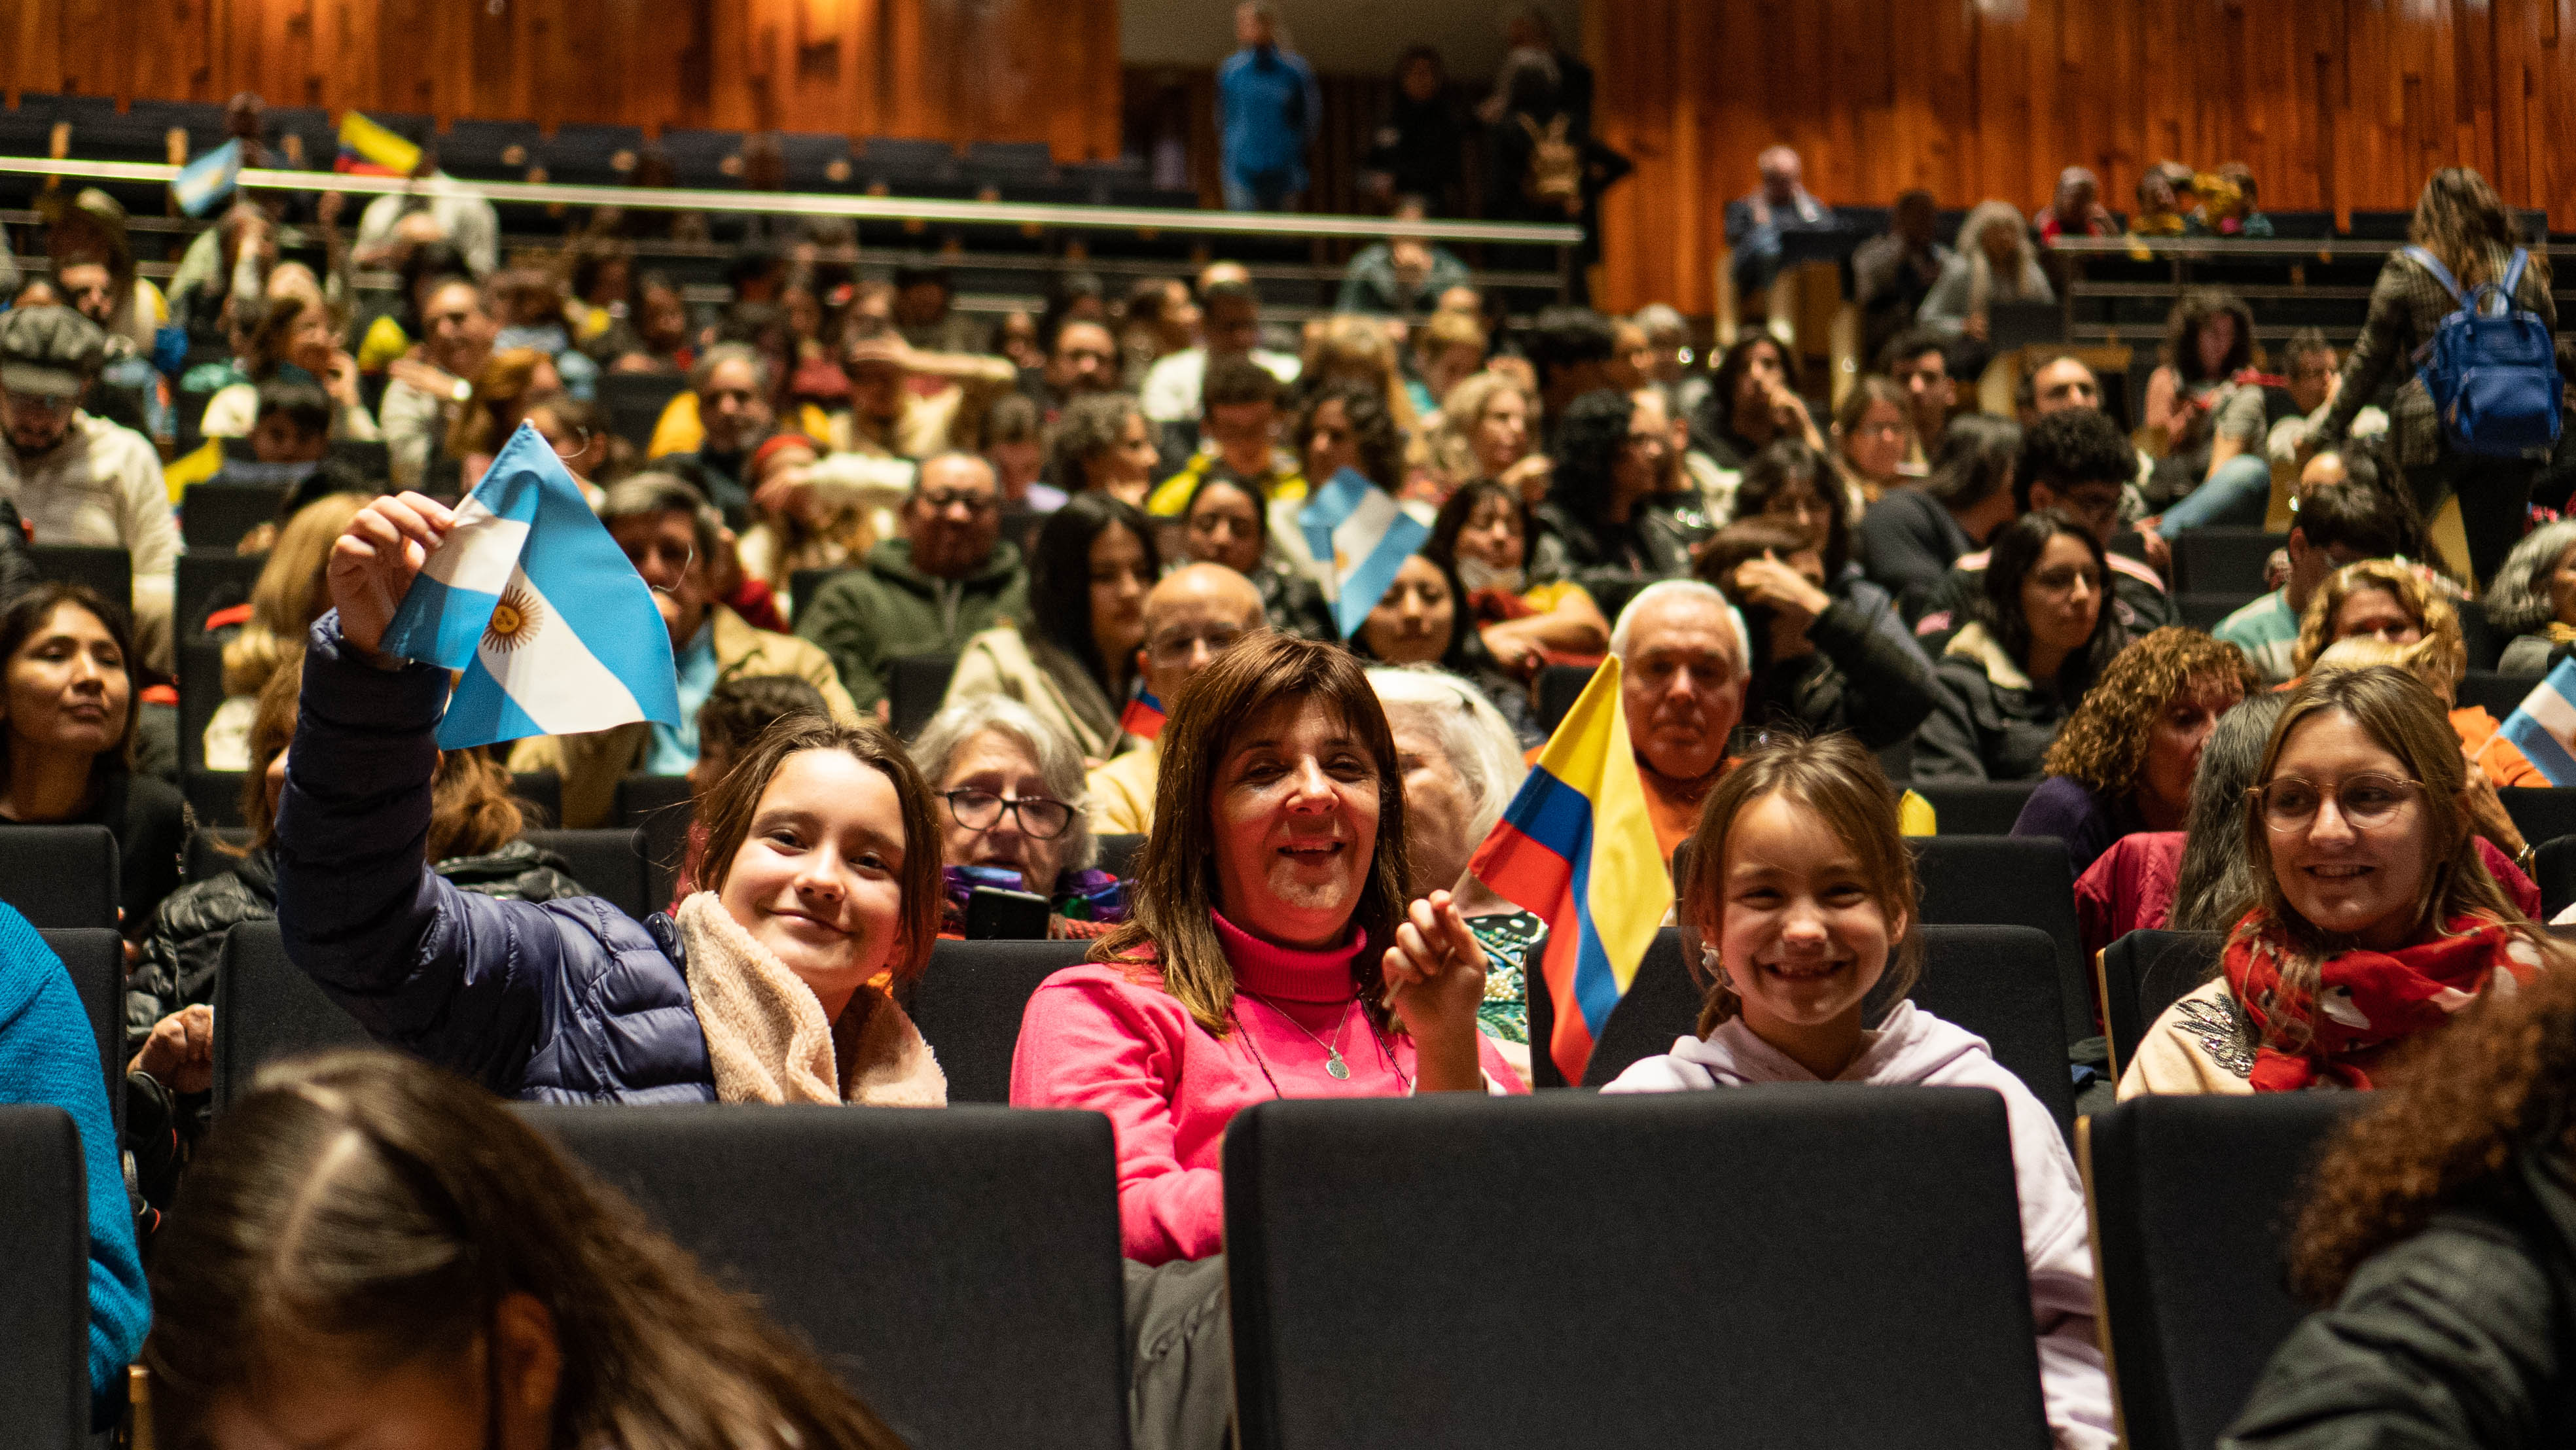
[965,885,1050,941]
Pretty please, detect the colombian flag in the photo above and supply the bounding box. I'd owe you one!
[336,111,422,177]
[1118,685,1166,743]
[1467,658,1671,1085]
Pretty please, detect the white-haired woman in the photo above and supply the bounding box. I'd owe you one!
[910,694,1127,940]
[1918,200,2054,344]
[2485,518,2576,673]
[1366,664,1535,1062]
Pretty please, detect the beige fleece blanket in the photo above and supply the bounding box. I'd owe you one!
[675,892,946,1106]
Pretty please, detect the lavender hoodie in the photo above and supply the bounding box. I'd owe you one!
[1603,1002,2116,1450]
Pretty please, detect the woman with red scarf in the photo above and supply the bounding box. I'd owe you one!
[2120,665,2564,1096]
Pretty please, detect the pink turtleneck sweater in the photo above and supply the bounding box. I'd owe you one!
[1011,910,1524,1264]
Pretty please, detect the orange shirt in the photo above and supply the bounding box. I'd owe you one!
[2453,705,2549,788]
[1519,743,1726,866]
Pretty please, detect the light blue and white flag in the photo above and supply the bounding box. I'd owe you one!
[2498,658,2576,787]
[171,140,242,219]
[380,422,681,749]
[1299,466,1431,640]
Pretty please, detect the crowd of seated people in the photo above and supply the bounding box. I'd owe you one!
[10,126,2576,1450]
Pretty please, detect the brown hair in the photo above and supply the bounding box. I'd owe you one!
[689,716,942,983]
[2234,666,2566,1057]
[241,660,304,849]
[1679,732,1922,1036]
[2290,558,2465,689]
[2286,951,2576,1301]
[2041,627,2256,799]
[2158,287,2257,383]
[448,347,556,459]
[223,493,371,699]
[243,664,528,856]
[1092,632,1407,1035]
[2408,166,2548,294]
[143,1051,907,1450]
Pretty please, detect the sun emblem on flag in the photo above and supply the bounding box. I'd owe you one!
[484,584,544,653]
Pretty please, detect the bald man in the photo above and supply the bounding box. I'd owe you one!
[1088,564,1268,834]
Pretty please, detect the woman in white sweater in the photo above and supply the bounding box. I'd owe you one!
[1603,732,2115,1450]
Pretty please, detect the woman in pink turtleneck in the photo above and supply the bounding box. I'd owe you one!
[1011,631,1524,1265]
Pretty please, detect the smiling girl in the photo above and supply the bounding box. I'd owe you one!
[2122,665,2564,1097]
[276,491,948,1105]
[1603,732,2114,1450]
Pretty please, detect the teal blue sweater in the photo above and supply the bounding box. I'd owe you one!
[0,904,148,1417]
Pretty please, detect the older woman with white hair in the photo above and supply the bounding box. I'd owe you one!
[1917,200,2054,344]
[2486,518,2576,673]
[910,694,1127,940]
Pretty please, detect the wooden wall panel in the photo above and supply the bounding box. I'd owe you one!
[1,0,1120,160]
[1597,0,2576,315]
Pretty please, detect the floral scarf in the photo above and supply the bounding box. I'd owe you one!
[2223,908,2545,1091]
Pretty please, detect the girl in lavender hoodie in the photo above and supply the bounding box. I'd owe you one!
[1603,733,2115,1450]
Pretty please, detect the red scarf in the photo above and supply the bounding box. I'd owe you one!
[2223,909,2544,1091]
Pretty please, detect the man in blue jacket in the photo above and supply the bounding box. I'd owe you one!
[1217,3,1320,213]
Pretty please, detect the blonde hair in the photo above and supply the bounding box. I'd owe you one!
[222,493,371,699]
[1429,369,1536,484]
[1307,314,1420,437]
[2291,559,2465,692]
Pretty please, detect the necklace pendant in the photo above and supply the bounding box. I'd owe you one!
[1325,1048,1351,1080]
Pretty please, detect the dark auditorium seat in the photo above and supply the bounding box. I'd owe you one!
[213,919,370,1108]
[0,825,119,930]
[2177,592,2259,633]
[2083,1095,2363,1450]
[0,1105,88,1450]
[2500,788,2576,849]
[184,827,251,883]
[788,565,853,628]
[906,938,1093,1104]
[177,637,228,775]
[1913,781,2041,836]
[2170,528,2285,595]
[24,544,130,610]
[615,773,694,910]
[176,550,267,637]
[2096,929,2225,1082]
[1226,1090,2052,1450]
[2456,669,2541,724]
[521,829,649,922]
[1524,926,1694,1089]
[510,769,563,826]
[181,481,290,550]
[889,652,961,741]
[1093,832,1145,880]
[598,371,689,451]
[38,927,125,1131]
[1534,663,1594,734]
[522,1103,1128,1450]
[185,768,248,828]
[2537,835,2576,919]
[1910,835,2090,1046]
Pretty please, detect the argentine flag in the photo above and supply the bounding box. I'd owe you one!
[172,139,241,218]
[1299,467,1431,640]
[380,423,681,749]
[2499,658,2576,787]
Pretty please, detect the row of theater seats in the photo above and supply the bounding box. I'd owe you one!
[0,987,2374,1450]
[0,94,1193,207]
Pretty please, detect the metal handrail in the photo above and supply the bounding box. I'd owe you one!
[0,155,1584,247]
[2050,235,2576,259]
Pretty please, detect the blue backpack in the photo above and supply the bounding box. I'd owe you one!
[2402,245,2562,458]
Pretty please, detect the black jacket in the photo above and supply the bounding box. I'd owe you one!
[1857,487,1977,622]
[1912,545,2177,656]
[2223,1149,2576,1449]
[1912,622,2074,784]
[1532,496,1697,623]
[1734,576,1942,752]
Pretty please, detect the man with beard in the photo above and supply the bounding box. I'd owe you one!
[0,307,179,669]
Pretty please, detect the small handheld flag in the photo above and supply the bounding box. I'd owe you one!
[2497,658,2576,786]
[336,111,422,177]
[1119,684,1167,743]
[171,140,242,218]
[380,423,681,749]
[1298,467,1431,639]
[1466,658,1672,1085]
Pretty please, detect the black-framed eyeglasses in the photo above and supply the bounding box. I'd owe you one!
[940,788,1073,840]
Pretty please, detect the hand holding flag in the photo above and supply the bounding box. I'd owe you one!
[370,422,682,749]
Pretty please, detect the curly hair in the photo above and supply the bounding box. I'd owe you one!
[2409,166,2550,293]
[1043,391,1147,493]
[2286,949,2576,1303]
[1545,387,1636,522]
[2040,628,2256,798]
[2480,518,2576,638]
[2158,287,2257,383]
[1297,380,1406,490]
[2290,558,2466,690]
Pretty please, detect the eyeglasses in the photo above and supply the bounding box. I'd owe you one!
[1147,626,1246,665]
[917,489,998,514]
[940,788,1073,839]
[2028,565,2101,595]
[2253,773,2422,832]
